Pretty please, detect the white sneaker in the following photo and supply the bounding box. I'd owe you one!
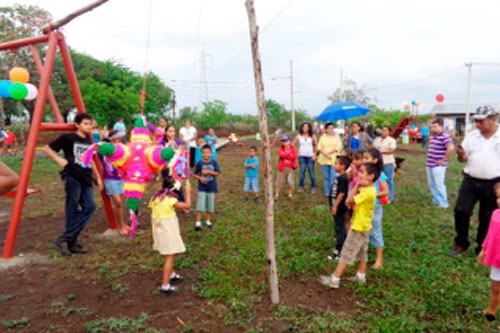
[194,221,202,231]
[348,274,366,284]
[205,221,213,229]
[319,275,339,289]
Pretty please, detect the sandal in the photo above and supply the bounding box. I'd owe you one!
[475,310,496,322]
[170,272,183,283]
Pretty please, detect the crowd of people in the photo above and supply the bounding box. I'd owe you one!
[3,105,500,313]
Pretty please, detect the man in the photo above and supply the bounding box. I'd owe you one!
[426,119,454,209]
[450,105,500,257]
[420,123,430,148]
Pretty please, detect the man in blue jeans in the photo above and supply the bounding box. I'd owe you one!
[43,113,103,256]
[426,119,454,209]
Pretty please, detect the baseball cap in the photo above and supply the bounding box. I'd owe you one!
[280,135,291,141]
[473,105,498,120]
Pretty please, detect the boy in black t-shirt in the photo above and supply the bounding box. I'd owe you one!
[327,155,351,261]
[192,145,221,231]
[43,113,103,256]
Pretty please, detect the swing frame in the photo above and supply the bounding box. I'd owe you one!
[0,30,117,259]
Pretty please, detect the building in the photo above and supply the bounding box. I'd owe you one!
[430,103,500,137]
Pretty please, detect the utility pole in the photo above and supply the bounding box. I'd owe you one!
[290,59,295,131]
[172,90,176,122]
[465,63,472,137]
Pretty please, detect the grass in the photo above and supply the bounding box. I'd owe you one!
[2,142,496,331]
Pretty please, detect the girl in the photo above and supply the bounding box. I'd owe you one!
[292,122,318,193]
[100,130,129,236]
[363,148,390,270]
[275,136,298,200]
[160,125,182,149]
[156,118,168,144]
[476,183,500,324]
[149,177,192,295]
[374,125,397,202]
[346,121,373,151]
[317,122,342,196]
[204,128,218,160]
[91,119,101,143]
[346,149,364,232]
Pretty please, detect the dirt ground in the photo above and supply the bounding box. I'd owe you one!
[0,139,357,332]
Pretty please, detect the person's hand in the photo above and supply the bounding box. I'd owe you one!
[436,159,446,166]
[457,146,467,161]
[358,179,370,187]
[477,249,486,265]
[312,155,316,161]
[200,177,207,184]
[202,170,210,175]
[346,197,354,206]
[331,207,337,216]
[58,158,68,169]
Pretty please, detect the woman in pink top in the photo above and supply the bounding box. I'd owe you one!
[477,183,500,324]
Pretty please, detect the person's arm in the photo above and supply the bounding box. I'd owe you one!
[457,136,468,163]
[203,161,221,177]
[174,183,192,210]
[377,180,389,198]
[292,135,299,146]
[365,133,374,144]
[43,144,68,169]
[345,183,361,206]
[289,146,298,160]
[0,162,19,195]
[91,162,104,192]
[192,128,197,142]
[331,192,345,216]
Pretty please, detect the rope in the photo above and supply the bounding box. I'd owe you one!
[140,0,154,115]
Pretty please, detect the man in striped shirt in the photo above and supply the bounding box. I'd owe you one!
[426,119,455,209]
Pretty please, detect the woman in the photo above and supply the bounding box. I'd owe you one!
[374,125,397,202]
[292,122,317,193]
[154,117,168,144]
[179,118,197,168]
[317,122,342,196]
[346,121,373,151]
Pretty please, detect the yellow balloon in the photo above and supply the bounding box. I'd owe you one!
[9,67,30,84]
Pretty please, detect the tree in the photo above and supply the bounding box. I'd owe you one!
[328,78,370,106]
[0,5,53,123]
[198,99,228,129]
[265,99,288,129]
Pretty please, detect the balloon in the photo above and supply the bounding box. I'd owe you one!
[403,103,409,109]
[0,80,12,98]
[9,67,30,83]
[415,101,420,107]
[436,94,444,103]
[8,83,28,100]
[25,83,38,101]
[411,100,416,105]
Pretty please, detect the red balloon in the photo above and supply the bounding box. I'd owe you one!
[436,94,444,103]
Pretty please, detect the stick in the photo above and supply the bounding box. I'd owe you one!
[44,0,109,32]
[245,0,279,304]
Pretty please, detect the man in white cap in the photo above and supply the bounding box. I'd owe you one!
[450,105,500,256]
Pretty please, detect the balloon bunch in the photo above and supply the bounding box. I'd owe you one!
[0,67,38,101]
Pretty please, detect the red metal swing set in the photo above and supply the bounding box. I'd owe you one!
[0,1,117,259]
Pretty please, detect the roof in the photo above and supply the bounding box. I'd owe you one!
[430,103,500,116]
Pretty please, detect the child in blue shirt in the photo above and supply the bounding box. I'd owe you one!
[192,144,221,231]
[204,128,218,160]
[243,146,259,202]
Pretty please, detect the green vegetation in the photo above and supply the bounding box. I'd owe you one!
[84,312,151,333]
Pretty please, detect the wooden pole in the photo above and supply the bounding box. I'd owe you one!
[245,0,279,304]
[43,0,109,32]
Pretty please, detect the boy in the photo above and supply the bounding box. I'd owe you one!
[319,163,379,289]
[244,146,259,202]
[327,155,351,261]
[274,136,298,200]
[193,144,221,231]
[43,113,103,256]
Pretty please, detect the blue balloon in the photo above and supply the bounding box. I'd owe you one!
[0,80,12,98]
[411,100,416,105]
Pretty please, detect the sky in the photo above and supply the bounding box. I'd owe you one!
[4,0,500,117]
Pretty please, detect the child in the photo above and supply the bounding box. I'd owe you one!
[319,163,379,289]
[345,149,364,232]
[275,135,298,200]
[477,183,500,323]
[364,148,390,270]
[100,130,129,236]
[204,128,218,160]
[193,144,221,231]
[149,177,192,295]
[244,146,259,202]
[43,113,103,256]
[327,155,351,261]
[91,119,101,143]
[4,128,16,156]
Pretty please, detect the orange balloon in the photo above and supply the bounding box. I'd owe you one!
[9,67,30,84]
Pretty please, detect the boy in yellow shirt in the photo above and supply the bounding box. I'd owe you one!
[319,163,379,289]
